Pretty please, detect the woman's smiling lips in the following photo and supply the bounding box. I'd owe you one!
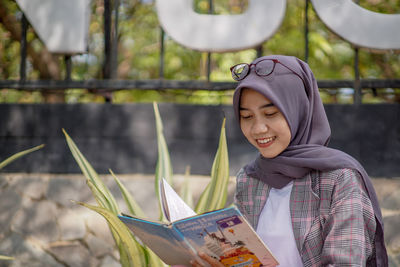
[256,136,276,148]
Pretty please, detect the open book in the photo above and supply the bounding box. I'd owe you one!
[118,178,279,267]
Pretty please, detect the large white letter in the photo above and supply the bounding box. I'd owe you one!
[155,0,286,52]
[311,0,400,50]
[16,0,91,54]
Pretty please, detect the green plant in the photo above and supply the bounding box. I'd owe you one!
[0,144,44,261]
[0,256,14,261]
[63,129,148,266]
[0,144,45,170]
[64,103,230,266]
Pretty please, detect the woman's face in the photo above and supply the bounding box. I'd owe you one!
[239,88,291,158]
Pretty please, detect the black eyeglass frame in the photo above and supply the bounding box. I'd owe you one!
[230,59,306,86]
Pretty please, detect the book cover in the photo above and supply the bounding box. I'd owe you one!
[118,178,279,267]
[119,207,278,267]
[118,215,196,265]
[172,207,278,267]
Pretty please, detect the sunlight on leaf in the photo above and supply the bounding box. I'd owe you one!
[153,102,174,221]
[63,129,119,214]
[109,169,146,218]
[0,256,14,261]
[0,144,44,170]
[75,201,146,266]
[180,166,194,209]
[195,118,230,213]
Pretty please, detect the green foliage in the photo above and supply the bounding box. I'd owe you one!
[180,166,194,209]
[63,129,147,266]
[76,201,147,266]
[195,118,230,213]
[64,103,231,266]
[0,256,14,261]
[2,0,398,103]
[0,144,45,170]
[153,102,173,221]
[110,169,146,218]
[63,129,119,213]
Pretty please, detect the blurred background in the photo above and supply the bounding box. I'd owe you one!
[1,1,400,266]
[1,0,399,104]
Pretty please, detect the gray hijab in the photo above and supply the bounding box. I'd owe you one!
[233,55,387,266]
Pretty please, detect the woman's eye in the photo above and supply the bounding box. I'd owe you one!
[265,112,278,117]
[240,114,252,119]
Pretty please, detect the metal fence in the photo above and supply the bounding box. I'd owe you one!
[1,0,400,104]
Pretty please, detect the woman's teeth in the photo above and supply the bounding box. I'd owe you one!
[257,137,275,144]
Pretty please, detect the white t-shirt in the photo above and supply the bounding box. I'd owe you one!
[256,182,303,267]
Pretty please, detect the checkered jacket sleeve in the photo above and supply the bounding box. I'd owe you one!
[313,168,376,266]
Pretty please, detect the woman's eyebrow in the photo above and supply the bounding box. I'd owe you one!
[239,103,274,110]
[260,103,274,108]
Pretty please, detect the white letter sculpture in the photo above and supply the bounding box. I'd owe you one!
[155,0,286,52]
[311,0,400,50]
[16,0,91,54]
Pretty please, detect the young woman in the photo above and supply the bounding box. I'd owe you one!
[192,55,387,267]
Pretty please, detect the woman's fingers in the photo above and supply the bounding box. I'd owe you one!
[197,252,225,267]
[190,259,203,267]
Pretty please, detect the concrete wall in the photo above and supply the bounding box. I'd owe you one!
[1,103,399,177]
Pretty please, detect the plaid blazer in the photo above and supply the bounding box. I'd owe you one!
[235,168,377,266]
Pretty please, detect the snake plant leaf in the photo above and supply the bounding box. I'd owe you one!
[146,249,169,267]
[86,180,113,212]
[0,256,14,260]
[153,102,173,185]
[109,169,146,218]
[0,144,45,170]
[63,129,119,214]
[76,201,146,267]
[153,102,173,221]
[180,166,194,209]
[110,227,133,267]
[80,182,148,267]
[195,118,230,213]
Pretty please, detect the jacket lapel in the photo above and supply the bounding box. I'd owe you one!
[247,178,270,228]
[290,173,320,252]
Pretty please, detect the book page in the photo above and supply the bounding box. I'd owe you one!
[160,178,196,222]
[173,207,279,267]
[119,215,195,265]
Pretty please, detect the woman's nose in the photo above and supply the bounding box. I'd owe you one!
[252,119,268,135]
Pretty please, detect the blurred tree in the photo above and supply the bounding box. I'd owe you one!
[0,0,399,104]
[0,0,64,102]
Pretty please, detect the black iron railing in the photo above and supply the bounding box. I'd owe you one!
[1,0,399,104]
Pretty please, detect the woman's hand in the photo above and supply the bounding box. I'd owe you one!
[190,252,224,267]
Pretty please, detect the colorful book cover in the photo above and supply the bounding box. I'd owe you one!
[118,215,197,265]
[119,207,279,267]
[172,207,278,267]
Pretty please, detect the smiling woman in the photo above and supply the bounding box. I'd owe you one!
[238,89,291,159]
[220,55,387,267]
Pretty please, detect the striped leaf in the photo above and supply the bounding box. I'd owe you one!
[65,130,167,266]
[146,249,169,267]
[76,201,146,267]
[180,166,194,210]
[195,118,230,213]
[109,169,146,218]
[0,144,44,170]
[63,129,119,214]
[0,256,14,261]
[153,102,173,221]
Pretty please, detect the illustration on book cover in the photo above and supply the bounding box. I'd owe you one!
[174,211,277,267]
